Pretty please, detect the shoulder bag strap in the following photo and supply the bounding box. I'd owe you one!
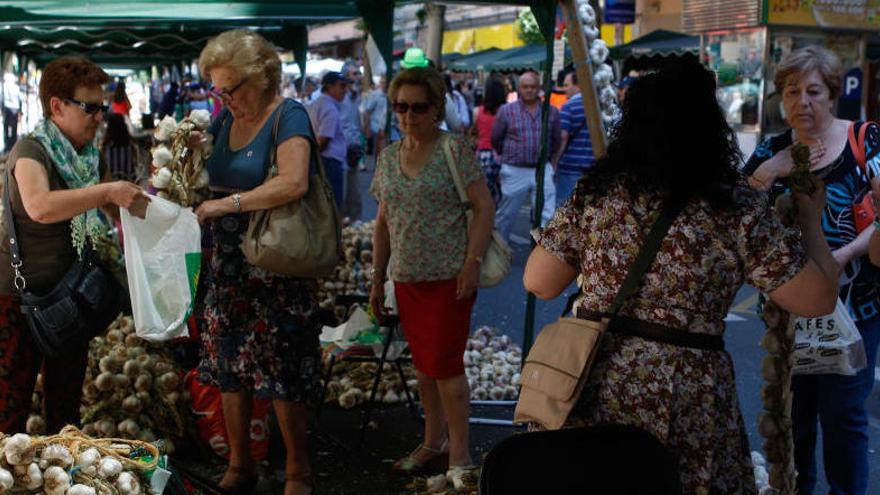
[265,104,284,179]
[266,100,333,188]
[3,165,26,291]
[441,133,473,227]
[607,198,688,318]
[848,122,864,171]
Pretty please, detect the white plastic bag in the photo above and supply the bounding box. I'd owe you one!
[793,299,867,376]
[120,195,201,342]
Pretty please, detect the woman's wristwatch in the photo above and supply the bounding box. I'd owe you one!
[370,267,386,283]
[231,193,242,214]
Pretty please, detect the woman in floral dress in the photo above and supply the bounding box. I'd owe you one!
[523,58,839,494]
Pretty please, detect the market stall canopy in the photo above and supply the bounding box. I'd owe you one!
[483,43,569,72]
[608,29,699,61]
[0,1,558,74]
[448,47,503,72]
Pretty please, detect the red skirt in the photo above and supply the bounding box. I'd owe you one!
[394,279,475,379]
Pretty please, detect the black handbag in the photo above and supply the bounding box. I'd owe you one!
[3,167,124,358]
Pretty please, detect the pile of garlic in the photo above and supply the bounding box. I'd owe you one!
[322,326,521,408]
[150,110,213,207]
[76,315,186,453]
[318,221,374,321]
[464,326,521,401]
[322,360,419,409]
[0,432,147,495]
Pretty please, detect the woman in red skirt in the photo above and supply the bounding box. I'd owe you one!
[369,66,495,482]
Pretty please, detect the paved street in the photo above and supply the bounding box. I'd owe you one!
[350,165,880,493]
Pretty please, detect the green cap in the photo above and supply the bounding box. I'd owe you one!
[401,47,429,69]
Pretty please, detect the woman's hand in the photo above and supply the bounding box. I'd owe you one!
[369,281,390,321]
[456,260,480,300]
[748,141,826,191]
[105,181,149,209]
[187,131,206,149]
[195,198,233,223]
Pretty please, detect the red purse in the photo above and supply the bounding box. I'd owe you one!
[849,122,876,233]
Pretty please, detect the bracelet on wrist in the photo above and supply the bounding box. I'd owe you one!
[231,193,242,214]
[466,255,483,265]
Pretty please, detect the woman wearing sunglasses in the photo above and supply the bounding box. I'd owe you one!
[369,67,495,483]
[0,57,146,434]
[195,30,321,495]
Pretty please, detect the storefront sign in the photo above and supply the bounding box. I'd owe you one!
[765,0,880,30]
[838,67,863,120]
[604,0,635,24]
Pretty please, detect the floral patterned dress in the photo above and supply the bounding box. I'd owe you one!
[197,212,322,403]
[534,180,807,495]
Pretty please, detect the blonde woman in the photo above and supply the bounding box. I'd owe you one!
[195,30,319,495]
[369,67,495,482]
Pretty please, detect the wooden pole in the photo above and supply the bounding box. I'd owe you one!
[425,2,446,67]
[559,0,607,157]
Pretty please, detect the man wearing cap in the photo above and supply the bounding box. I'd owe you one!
[340,61,364,222]
[491,70,561,242]
[308,71,351,210]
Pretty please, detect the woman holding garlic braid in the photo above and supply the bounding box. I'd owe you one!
[194,30,320,495]
[744,46,880,495]
[0,57,146,434]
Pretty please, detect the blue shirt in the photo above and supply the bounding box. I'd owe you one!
[207,98,315,190]
[558,93,594,174]
[308,93,347,163]
[340,90,362,147]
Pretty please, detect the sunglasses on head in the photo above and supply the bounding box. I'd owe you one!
[392,101,431,114]
[65,98,109,115]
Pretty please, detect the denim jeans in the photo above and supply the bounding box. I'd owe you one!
[322,157,345,211]
[555,170,583,207]
[792,314,880,495]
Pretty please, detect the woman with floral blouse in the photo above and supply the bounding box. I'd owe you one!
[524,58,839,494]
[369,67,495,483]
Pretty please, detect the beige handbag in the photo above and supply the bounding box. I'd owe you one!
[514,199,685,430]
[241,103,342,278]
[441,134,512,287]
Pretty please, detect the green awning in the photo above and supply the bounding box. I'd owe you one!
[608,29,700,61]
[483,42,568,72]
[448,47,503,72]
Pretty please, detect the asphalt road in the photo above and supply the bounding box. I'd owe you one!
[352,165,880,493]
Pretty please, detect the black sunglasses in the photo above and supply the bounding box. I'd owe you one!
[209,77,248,100]
[65,98,109,115]
[392,101,432,114]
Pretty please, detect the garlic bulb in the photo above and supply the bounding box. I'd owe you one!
[14,462,42,490]
[154,117,177,142]
[68,484,97,495]
[43,466,69,495]
[122,395,143,415]
[0,468,13,493]
[189,109,211,130]
[26,414,46,435]
[151,167,172,189]
[118,419,140,438]
[95,371,115,392]
[76,448,100,477]
[40,444,74,468]
[122,360,141,377]
[98,457,123,479]
[157,372,179,391]
[4,433,33,465]
[116,472,141,495]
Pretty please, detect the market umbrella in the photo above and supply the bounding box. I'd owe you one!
[447,47,503,72]
[608,29,700,61]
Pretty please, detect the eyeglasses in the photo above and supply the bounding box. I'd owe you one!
[392,101,431,114]
[210,77,248,101]
[65,98,109,115]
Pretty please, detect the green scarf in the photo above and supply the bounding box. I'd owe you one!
[31,119,103,255]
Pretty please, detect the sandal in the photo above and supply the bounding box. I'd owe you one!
[284,471,314,495]
[392,439,449,473]
[446,465,478,491]
[219,465,258,495]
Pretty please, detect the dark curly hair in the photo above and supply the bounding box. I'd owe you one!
[579,57,743,209]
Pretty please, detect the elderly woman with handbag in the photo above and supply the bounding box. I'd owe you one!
[524,58,839,494]
[194,30,323,495]
[0,57,145,434]
[369,67,495,482]
[743,45,880,495]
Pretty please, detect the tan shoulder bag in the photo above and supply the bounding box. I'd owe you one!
[514,198,686,429]
[241,101,342,278]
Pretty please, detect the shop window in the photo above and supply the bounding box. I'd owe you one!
[704,28,766,130]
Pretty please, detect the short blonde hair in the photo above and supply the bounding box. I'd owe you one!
[199,29,281,96]
[388,67,446,121]
[774,46,843,99]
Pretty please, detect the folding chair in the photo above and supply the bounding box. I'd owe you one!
[479,424,682,495]
[316,295,420,447]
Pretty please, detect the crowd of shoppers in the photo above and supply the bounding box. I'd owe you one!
[2,26,880,495]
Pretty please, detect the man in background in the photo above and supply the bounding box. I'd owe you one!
[3,73,21,153]
[361,75,387,170]
[340,61,364,223]
[553,70,594,206]
[308,71,351,211]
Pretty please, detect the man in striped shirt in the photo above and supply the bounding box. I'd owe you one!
[554,70,595,206]
[491,71,561,242]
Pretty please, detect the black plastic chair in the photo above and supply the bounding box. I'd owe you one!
[479,424,682,495]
